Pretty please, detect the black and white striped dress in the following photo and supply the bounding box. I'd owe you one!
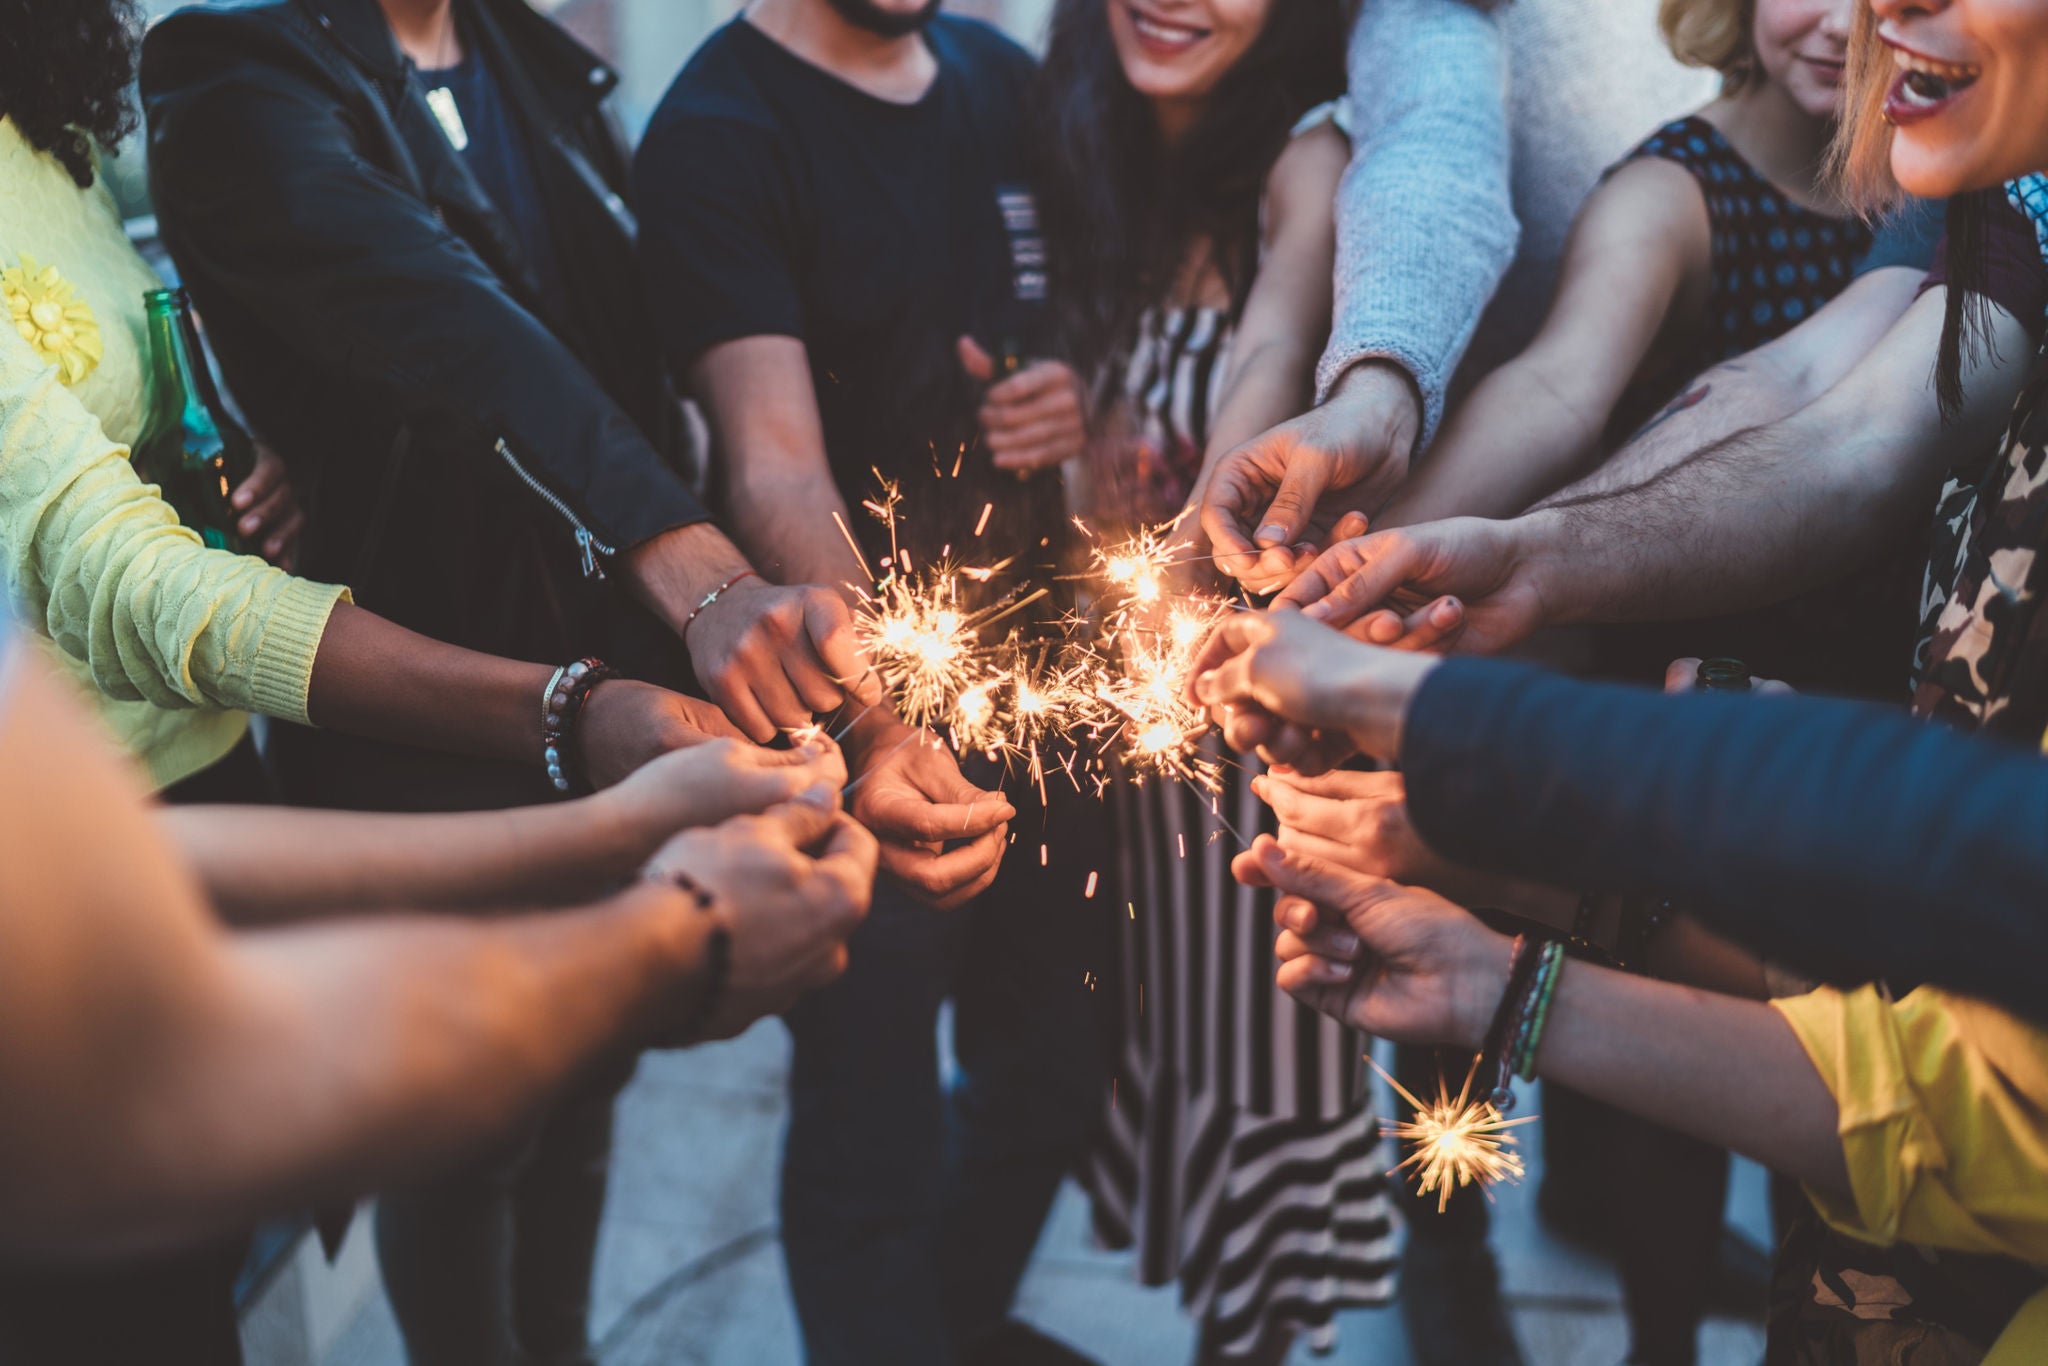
[1082,299,1398,1358]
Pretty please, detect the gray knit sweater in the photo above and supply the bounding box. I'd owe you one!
[1322,0,1717,443]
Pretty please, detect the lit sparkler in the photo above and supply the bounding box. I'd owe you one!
[1369,1056,1536,1213]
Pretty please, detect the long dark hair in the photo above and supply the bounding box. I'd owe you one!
[0,0,145,188]
[1035,0,1351,379]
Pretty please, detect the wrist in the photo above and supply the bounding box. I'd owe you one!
[1327,360,1422,462]
[1335,647,1439,759]
[1455,928,1519,1050]
[1507,508,1575,626]
[624,876,730,1043]
[625,523,756,636]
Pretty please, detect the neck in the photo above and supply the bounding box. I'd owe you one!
[1708,79,1841,212]
[380,0,461,69]
[746,0,935,103]
[1151,95,1201,149]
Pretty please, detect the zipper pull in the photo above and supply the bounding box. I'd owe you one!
[576,527,604,580]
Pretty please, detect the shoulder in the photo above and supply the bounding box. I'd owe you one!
[1618,115,1726,173]
[1267,119,1350,213]
[638,25,784,166]
[140,0,357,117]
[1589,153,1711,230]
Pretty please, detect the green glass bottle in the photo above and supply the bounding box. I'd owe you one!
[134,288,255,553]
[1695,657,1753,692]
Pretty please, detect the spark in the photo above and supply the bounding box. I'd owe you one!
[1369,1056,1537,1213]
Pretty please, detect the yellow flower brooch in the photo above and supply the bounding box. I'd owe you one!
[3,254,102,386]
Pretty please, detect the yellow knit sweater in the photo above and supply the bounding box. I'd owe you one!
[0,119,346,790]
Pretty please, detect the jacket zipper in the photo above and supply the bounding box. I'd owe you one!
[494,438,613,578]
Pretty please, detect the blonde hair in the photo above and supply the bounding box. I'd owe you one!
[1827,1,1905,213]
[1659,0,1759,88]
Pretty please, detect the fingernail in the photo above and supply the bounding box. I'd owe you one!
[796,781,835,807]
[1331,931,1360,956]
[1302,602,1331,622]
[232,490,250,509]
[1286,906,1314,933]
[1436,599,1459,623]
[1256,524,1288,546]
[240,515,259,534]
[1323,960,1354,981]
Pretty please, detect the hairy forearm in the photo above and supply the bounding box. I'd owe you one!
[622,520,760,637]
[728,469,867,595]
[1380,362,1607,528]
[306,602,552,766]
[7,887,702,1256]
[158,798,645,923]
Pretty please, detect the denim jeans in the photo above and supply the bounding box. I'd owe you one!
[780,780,1108,1366]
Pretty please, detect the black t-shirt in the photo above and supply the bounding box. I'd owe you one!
[634,17,1064,570]
[419,39,573,327]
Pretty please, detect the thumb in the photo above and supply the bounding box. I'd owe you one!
[1252,834,1389,918]
[1254,461,1329,550]
[755,782,843,852]
[957,335,996,383]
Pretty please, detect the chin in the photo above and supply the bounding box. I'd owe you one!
[1889,142,1982,200]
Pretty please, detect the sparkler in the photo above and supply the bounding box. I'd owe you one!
[1369,1056,1537,1213]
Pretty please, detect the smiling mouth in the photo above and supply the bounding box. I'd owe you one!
[1889,46,1982,110]
[1128,6,1209,48]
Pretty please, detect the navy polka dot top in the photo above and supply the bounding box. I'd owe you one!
[1627,115,1872,368]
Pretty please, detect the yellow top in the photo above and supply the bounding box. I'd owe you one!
[0,118,347,789]
[1772,984,2048,1363]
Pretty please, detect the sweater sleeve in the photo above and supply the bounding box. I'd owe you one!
[1399,658,2048,1023]
[0,325,347,724]
[1318,0,1519,442]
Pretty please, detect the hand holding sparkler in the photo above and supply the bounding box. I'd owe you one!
[842,710,1013,911]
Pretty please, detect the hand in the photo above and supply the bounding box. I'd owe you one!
[1200,362,1420,594]
[229,442,305,567]
[603,733,849,857]
[959,338,1087,476]
[1252,766,1545,911]
[1274,516,1543,652]
[1664,658,1795,695]
[1189,609,1441,767]
[846,715,1013,910]
[686,578,880,743]
[577,680,751,789]
[644,787,879,1040]
[1234,834,1508,1048]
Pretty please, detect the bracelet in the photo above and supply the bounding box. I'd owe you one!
[646,866,731,1042]
[1509,941,1567,1081]
[541,656,616,794]
[1476,934,1541,1111]
[679,569,759,641]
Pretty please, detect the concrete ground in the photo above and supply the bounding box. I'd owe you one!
[306,1021,1770,1366]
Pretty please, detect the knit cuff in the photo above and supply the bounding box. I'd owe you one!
[246,580,350,726]
[1315,338,1445,450]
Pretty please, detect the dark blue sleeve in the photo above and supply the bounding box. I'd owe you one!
[1401,658,2048,1021]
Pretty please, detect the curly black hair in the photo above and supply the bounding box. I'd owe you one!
[0,0,145,188]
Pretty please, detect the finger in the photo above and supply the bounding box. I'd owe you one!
[782,632,851,715]
[1251,836,1398,916]
[1275,825,1380,877]
[805,596,881,706]
[1253,461,1329,550]
[1201,467,1266,579]
[957,335,997,383]
[711,674,778,745]
[1230,834,1283,888]
[928,848,1004,911]
[1276,952,1355,994]
[1755,677,1795,696]
[981,363,1066,408]
[1283,548,1404,630]
[1665,658,1703,694]
[1382,596,1465,653]
[1262,765,1387,798]
[1277,912,1362,960]
[237,483,294,539]
[990,443,1073,474]
[1330,511,1370,542]
[865,786,1014,843]
[262,508,307,565]
[1254,723,1327,772]
[985,414,1081,453]
[753,781,845,851]
[1250,771,1345,836]
[880,824,1007,902]
[812,815,881,911]
[1185,612,1273,699]
[230,453,283,510]
[1271,893,1325,937]
[748,665,814,736]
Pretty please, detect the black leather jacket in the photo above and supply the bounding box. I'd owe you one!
[141,0,711,810]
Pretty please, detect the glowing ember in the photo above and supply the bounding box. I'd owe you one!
[1370,1057,1536,1213]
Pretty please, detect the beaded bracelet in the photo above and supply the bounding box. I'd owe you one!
[645,866,731,1043]
[541,656,616,794]
[1509,940,1567,1081]
[679,569,759,641]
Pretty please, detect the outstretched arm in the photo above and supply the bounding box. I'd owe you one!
[1374,159,1709,527]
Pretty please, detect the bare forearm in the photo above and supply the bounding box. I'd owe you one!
[1199,338,1320,489]
[1380,364,1606,528]
[158,797,646,923]
[622,520,759,637]
[729,472,867,593]
[306,602,552,766]
[1530,962,1849,1198]
[9,888,702,1256]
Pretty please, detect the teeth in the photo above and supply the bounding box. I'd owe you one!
[1131,10,1203,42]
[1890,48,1981,83]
